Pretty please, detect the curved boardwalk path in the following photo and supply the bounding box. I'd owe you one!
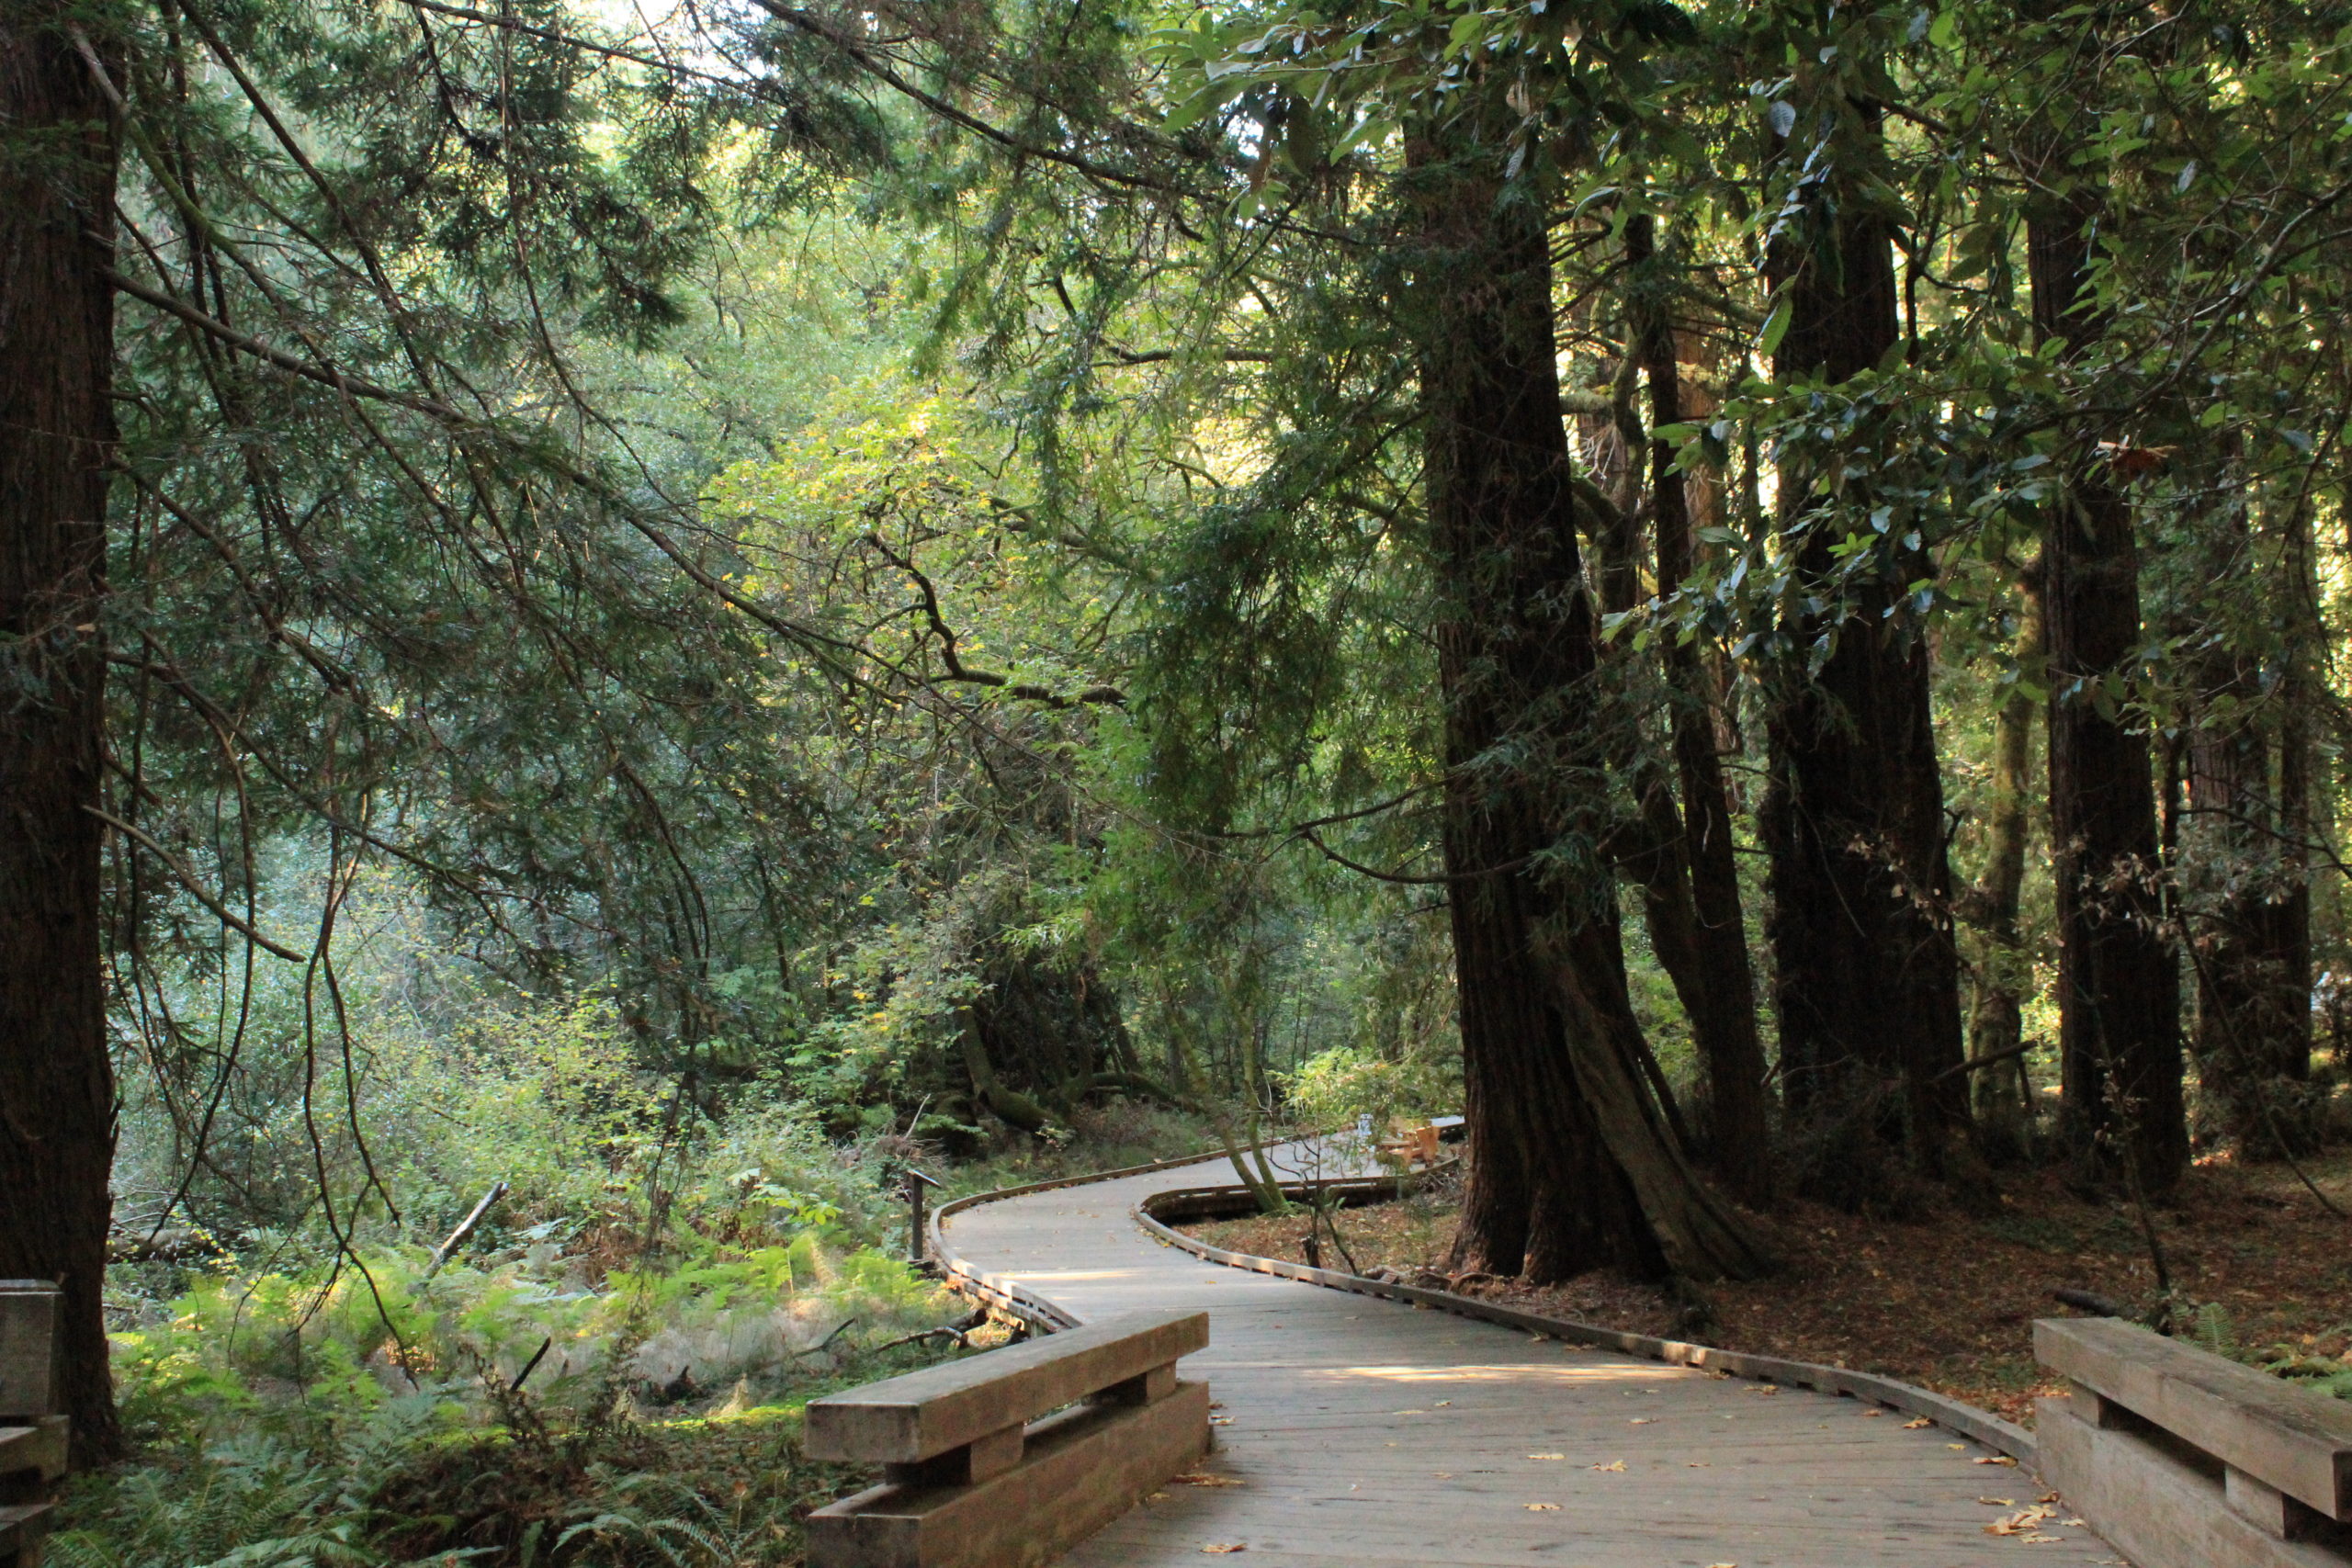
[944,1151,2121,1568]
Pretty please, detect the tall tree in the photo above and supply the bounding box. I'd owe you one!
[1409,116,1767,1283]
[2178,503,2312,1156]
[1955,565,2042,1157]
[2024,140,2188,1194]
[1627,210,1773,1206]
[1759,97,1968,1202]
[0,2,122,1463]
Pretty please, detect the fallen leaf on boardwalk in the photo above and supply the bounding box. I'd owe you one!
[1173,1474,1245,1487]
[1975,1455,2019,1466]
[1903,1417,1933,1429]
[1977,1497,2017,1506]
[1432,1472,1454,1479]
[1200,1544,1247,1554]
[1687,1461,1711,1468]
[2018,1534,2062,1544]
[1393,1408,1427,1416]
[1524,1503,1561,1511]
[1590,1460,1626,1472]
[1210,1416,1235,1426]
[1629,1417,1655,1425]
[1147,1493,1170,1503]
[1985,1505,2056,1537]
[1861,1408,1883,1417]
[1746,1384,1780,1396]
[1209,1402,1226,1410]
[1705,1562,1738,1567]
[1528,1453,1566,1461]
[1949,1443,1969,1450]
[1434,1400,1452,1406]
[2039,1493,2062,1504]
[2065,1518,2086,1528]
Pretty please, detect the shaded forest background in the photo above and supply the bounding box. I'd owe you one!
[5,0,2352,1560]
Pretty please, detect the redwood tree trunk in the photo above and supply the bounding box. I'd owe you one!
[1409,136,1766,1283]
[1412,145,1658,1283]
[0,6,122,1465]
[2183,636,2312,1156]
[1960,567,2041,1158]
[1760,141,1968,1205]
[2028,197,2188,1193]
[1628,214,1773,1208]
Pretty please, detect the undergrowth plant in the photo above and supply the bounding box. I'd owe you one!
[77,1068,989,1568]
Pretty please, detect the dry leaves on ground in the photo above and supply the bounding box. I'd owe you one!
[1985,1504,2067,1541]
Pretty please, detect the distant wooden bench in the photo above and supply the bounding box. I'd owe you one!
[806,1308,1209,1568]
[2039,1315,2352,1568]
[0,1283,68,1568]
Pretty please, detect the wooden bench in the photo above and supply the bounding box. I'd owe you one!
[806,1308,1209,1568]
[0,1283,68,1568]
[2038,1315,2352,1568]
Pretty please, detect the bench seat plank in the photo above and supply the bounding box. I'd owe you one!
[806,1310,1207,1464]
[2037,1317,2352,1519]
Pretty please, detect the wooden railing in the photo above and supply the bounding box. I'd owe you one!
[0,1281,68,1568]
[805,1308,1209,1568]
[2039,1315,2352,1568]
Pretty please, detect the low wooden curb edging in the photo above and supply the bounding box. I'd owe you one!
[926,1149,1237,1333]
[923,1148,2035,1465]
[1130,1181,2041,1466]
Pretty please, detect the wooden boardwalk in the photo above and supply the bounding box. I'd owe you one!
[943,1152,2123,1567]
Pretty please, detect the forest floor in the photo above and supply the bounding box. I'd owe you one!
[1183,1148,2352,1425]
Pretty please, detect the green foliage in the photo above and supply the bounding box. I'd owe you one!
[1283,1044,1453,1140]
[80,1222,967,1565]
[2188,1303,2352,1404]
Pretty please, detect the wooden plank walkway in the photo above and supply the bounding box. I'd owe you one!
[943,1151,2124,1567]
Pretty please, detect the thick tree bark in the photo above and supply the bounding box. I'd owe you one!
[1581,460,1712,1164]
[1628,214,1773,1207]
[0,7,122,1464]
[2027,197,2188,1193]
[2182,628,2312,1156]
[1959,568,2041,1156]
[1759,130,1968,1205]
[1408,134,1766,1283]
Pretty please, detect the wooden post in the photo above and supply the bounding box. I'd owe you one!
[0,1285,60,1427]
[904,1168,942,1267]
[0,1281,68,1568]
